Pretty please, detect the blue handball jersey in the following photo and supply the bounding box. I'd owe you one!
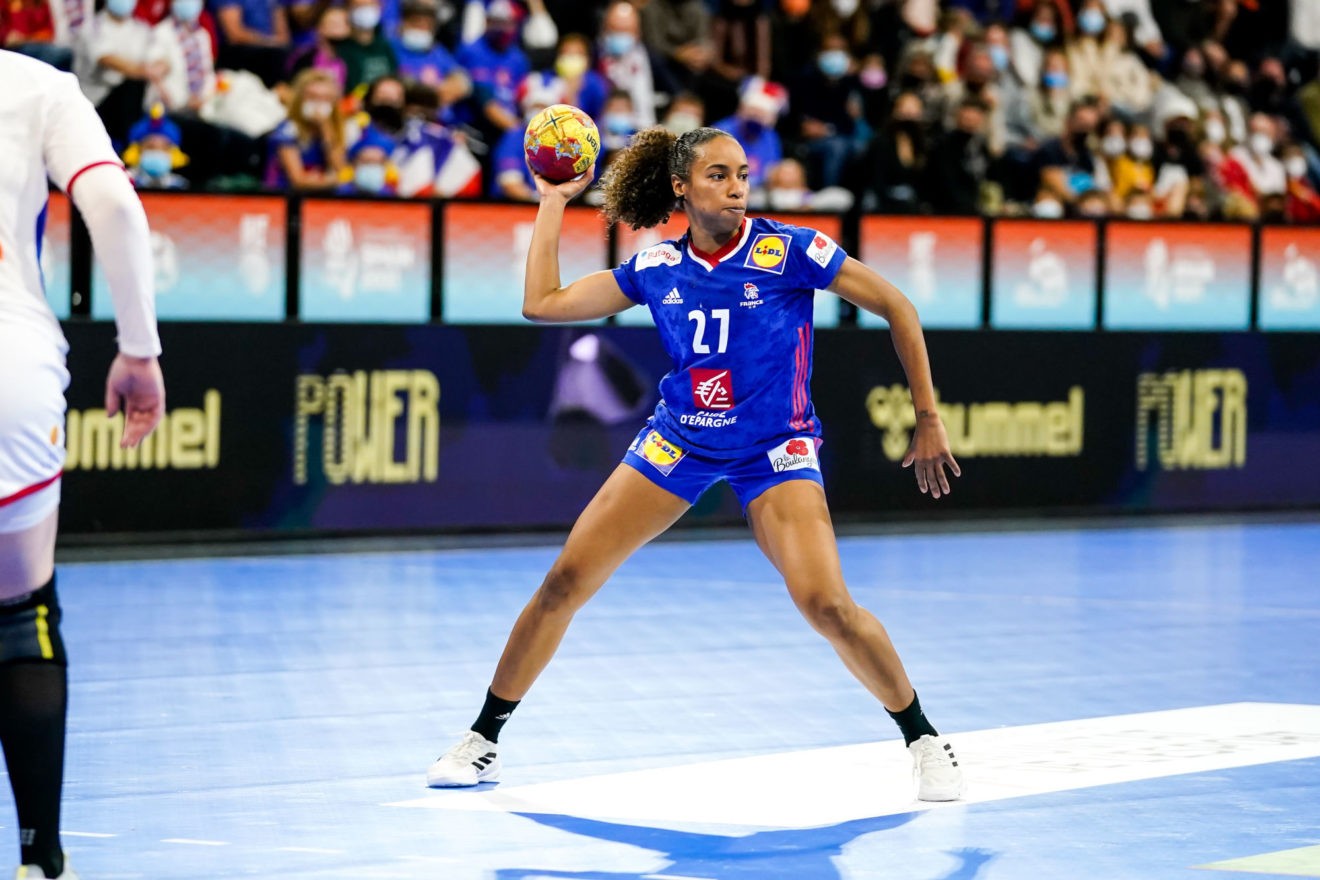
[612,217,847,457]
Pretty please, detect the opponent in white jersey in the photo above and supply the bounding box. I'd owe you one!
[0,49,165,880]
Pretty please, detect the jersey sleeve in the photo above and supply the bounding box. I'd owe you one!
[791,225,847,291]
[611,254,645,305]
[41,68,123,192]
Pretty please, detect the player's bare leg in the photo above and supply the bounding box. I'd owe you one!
[428,465,690,787]
[748,480,964,800]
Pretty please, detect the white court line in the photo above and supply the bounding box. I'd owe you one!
[161,838,230,846]
[63,832,116,839]
[388,702,1320,829]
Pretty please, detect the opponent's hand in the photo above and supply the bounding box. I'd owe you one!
[901,413,961,500]
[531,165,596,203]
[105,354,165,449]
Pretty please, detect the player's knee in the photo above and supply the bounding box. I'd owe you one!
[798,592,857,641]
[532,564,590,617]
[0,574,66,667]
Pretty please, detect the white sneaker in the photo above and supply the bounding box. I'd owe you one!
[426,730,500,788]
[14,856,78,879]
[909,734,965,801]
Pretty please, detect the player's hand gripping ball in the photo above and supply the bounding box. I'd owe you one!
[524,104,600,182]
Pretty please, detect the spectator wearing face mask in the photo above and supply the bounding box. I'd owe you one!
[1105,119,1154,205]
[710,76,784,188]
[338,128,398,194]
[863,90,928,214]
[356,73,408,147]
[74,0,160,143]
[1010,0,1065,91]
[337,0,397,91]
[1027,48,1072,141]
[1282,142,1320,222]
[926,97,993,215]
[598,88,639,160]
[1221,112,1287,209]
[661,90,705,135]
[790,32,866,189]
[1123,189,1155,219]
[456,0,530,139]
[123,108,190,188]
[1035,96,1111,208]
[287,4,349,90]
[1171,46,1216,110]
[596,0,663,126]
[548,31,608,121]
[940,41,1007,157]
[212,0,290,87]
[392,1,469,121]
[749,156,854,212]
[266,67,347,189]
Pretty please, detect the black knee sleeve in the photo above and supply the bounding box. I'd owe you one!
[0,575,66,667]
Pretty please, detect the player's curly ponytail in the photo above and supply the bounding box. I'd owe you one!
[601,127,730,230]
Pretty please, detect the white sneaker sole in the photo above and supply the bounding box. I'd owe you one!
[426,759,500,788]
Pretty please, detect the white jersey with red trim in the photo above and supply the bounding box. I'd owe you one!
[0,49,121,351]
[612,216,846,457]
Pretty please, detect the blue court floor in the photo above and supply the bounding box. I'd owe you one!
[5,518,1319,879]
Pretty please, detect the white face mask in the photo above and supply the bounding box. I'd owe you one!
[1285,156,1309,179]
[768,188,807,210]
[1204,118,1226,144]
[1101,134,1126,157]
[302,99,333,121]
[350,4,381,30]
[1127,202,1153,220]
[1033,199,1064,219]
[831,0,859,16]
[1249,132,1274,156]
[1129,137,1153,160]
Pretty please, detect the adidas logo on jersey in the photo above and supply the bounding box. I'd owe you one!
[662,288,684,305]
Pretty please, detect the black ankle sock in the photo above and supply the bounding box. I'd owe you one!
[470,688,520,743]
[887,691,938,746]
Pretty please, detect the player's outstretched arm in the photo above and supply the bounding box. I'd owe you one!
[522,167,635,324]
[829,256,961,499]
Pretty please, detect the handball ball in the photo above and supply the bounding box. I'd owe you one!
[524,104,600,183]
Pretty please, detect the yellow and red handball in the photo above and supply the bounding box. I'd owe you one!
[523,103,600,182]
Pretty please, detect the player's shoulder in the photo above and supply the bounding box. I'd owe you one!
[629,237,686,272]
[749,215,842,271]
[0,49,79,96]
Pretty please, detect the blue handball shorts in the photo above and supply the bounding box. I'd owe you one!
[621,423,824,511]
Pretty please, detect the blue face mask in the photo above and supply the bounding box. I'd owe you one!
[355,163,387,193]
[1030,22,1056,43]
[603,113,634,136]
[603,32,635,57]
[139,149,173,178]
[988,44,1009,71]
[171,0,202,21]
[107,0,136,17]
[818,49,850,78]
[1043,70,1069,90]
[1078,9,1105,35]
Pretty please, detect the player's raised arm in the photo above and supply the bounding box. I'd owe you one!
[522,167,634,323]
[829,256,961,499]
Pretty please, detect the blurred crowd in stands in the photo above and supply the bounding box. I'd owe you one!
[5,0,1319,221]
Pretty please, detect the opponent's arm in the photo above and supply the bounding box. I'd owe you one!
[829,256,961,498]
[522,168,635,324]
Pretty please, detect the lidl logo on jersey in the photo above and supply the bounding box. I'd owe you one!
[807,232,838,268]
[767,437,819,473]
[690,368,735,411]
[640,430,686,476]
[745,234,788,275]
[636,243,683,271]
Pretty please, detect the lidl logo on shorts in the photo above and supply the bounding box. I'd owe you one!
[641,430,687,476]
[767,437,819,473]
[745,234,788,274]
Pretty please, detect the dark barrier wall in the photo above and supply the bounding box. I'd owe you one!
[59,323,1320,536]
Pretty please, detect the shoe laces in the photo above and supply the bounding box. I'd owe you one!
[912,735,950,767]
[445,730,492,763]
